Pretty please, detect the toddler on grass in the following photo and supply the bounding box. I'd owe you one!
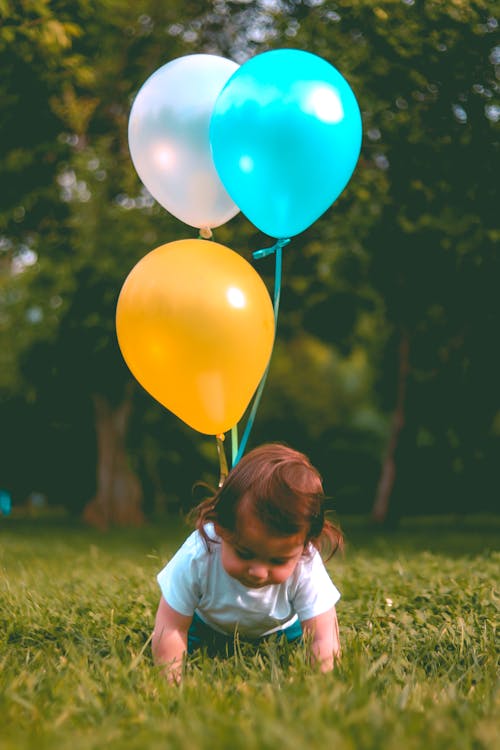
[152,443,343,682]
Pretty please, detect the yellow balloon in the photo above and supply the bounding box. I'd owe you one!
[116,239,275,435]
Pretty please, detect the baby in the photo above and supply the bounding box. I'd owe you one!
[152,443,343,681]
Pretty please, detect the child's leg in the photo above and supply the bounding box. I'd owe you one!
[258,619,303,647]
[187,613,234,657]
[282,618,303,643]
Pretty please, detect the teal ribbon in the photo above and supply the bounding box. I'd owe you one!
[253,237,290,261]
[231,424,239,467]
[232,238,290,466]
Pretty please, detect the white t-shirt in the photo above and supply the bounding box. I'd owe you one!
[157,523,340,639]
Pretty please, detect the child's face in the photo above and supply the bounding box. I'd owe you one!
[216,503,306,588]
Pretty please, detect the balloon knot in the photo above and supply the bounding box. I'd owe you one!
[199,226,214,240]
[253,238,290,260]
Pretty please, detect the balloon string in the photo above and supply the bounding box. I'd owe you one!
[232,238,289,467]
[216,433,229,487]
[231,425,239,466]
[253,237,290,261]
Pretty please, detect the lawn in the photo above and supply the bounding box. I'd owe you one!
[0,515,498,750]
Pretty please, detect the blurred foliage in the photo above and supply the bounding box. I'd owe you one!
[0,0,498,517]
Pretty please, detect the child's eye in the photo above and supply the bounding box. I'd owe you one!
[235,548,254,560]
[270,558,287,566]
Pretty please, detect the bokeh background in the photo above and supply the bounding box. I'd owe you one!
[1,0,498,527]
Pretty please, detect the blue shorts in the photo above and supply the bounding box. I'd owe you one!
[187,613,303,656]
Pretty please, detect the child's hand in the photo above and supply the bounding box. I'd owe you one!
[301,607,340,672]
[152,597,191,683]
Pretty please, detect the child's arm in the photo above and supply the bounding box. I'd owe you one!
[152,596,192,683]
[301,606,340,672]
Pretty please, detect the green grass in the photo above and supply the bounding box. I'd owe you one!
[1,515,498,750]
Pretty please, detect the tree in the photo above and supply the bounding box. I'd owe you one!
[290,0,500,520]
[1,0,498,527]
[0,0,217,524]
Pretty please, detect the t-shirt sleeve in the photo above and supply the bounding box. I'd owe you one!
[156,533,202,617]
[291,548,341,622]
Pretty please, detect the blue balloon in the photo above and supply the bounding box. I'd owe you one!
[210,49,363,238]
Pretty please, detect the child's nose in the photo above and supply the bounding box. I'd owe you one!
[248,563,267,580]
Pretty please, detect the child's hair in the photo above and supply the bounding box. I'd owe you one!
[191,443,343,560]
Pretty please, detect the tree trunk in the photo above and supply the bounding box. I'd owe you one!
[371,330,410,525]
[82,383,144,529]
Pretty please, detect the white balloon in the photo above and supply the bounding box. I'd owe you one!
[128,54,240,229]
